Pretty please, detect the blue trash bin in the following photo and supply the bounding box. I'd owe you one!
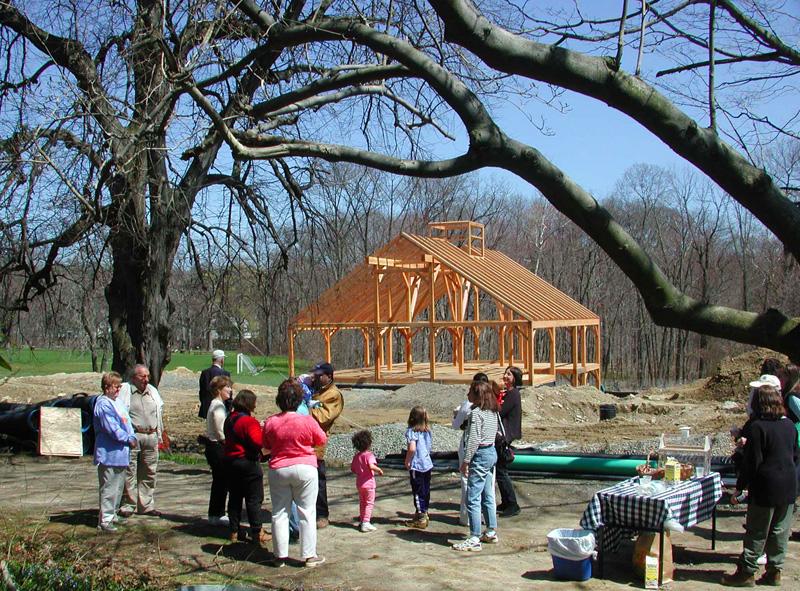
[547,528,596,582]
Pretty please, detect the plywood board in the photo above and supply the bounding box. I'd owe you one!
[39,407,84,457]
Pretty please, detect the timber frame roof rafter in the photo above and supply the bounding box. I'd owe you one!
[289,221,601,386]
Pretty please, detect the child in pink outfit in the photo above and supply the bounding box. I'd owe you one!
[350,430,383,532]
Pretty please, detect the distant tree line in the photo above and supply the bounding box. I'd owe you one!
[4,158,798,388]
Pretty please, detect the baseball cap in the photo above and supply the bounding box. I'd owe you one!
[312,362,334,378]
[212,349,226,359]
[749,374,781,389]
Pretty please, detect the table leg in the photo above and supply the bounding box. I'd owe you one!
[658,529,664,587]
[598,527,605,579]
[712,505,717,550]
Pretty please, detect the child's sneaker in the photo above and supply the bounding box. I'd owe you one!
[452,536,482,552]
[480,530,498,544]
[359,522,377,533]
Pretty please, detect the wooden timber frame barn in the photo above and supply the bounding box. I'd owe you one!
[288,221,601,387]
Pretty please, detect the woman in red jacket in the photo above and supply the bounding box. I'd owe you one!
[223,389,270,546]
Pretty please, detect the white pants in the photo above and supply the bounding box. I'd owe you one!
[98,465,126,525]
[269,464,319,559]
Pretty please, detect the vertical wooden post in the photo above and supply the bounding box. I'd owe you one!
[595,324,603,388]
[527,323,535,385]
[374,326,382,381]
[323,329,332,363]
[405,329,413,373]
[386,328,393,371]
[508,311,515,367]
[387,288,393,371]
[405,274,414,376]
[374,269,381,381]
[549,327,556,379]
[580,325,587,385]
[362,329,370,367]
[473,285,480,359]
[457,328,465,374]
[571,326,579,387]
[429,262,436,381]
[288,328,295,376]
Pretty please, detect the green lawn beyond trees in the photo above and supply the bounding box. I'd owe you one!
[0,348,301,386]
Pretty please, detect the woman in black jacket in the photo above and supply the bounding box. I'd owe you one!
[496,366,523,517]
[722,385,799,587]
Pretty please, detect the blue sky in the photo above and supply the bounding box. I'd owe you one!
[485,90,687,199]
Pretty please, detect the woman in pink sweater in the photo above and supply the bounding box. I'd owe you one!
[262,379,328,568]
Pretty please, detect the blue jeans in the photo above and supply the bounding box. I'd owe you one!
[466,445,497,538]
[289,501,300,538]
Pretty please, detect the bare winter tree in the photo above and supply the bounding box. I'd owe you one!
[183,0,800,358]
[0,0,312,383]
[2,0,800,380]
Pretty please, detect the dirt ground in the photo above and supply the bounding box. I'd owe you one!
[0,347,798,590]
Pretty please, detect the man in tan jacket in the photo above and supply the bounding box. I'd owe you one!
[309,362,343,528]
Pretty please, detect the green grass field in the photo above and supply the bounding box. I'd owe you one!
[0,348,305,386]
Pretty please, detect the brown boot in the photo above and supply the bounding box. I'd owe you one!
[229,528,248,543]
[405,512,429,529]
[721,567,755,587]
[756,569,781,586]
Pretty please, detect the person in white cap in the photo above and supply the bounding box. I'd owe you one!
[199,350,231,419]
[730,373,784,480]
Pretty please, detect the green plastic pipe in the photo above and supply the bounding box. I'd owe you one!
[509,454,648,476]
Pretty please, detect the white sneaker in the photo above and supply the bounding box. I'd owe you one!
[305,556,326,568]
[360,522,377,533]
[480,530,498,544]
[452,537,482,552]
[208,515,230,526]
[97,523,118,533]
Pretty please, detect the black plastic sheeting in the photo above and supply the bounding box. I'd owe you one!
[0,394,98,453]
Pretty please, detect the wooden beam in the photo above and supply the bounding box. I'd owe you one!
[292,318,597,330]
[549,327,556,377]
[367,256,428,270]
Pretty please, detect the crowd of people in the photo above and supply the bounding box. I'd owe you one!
[91,352,800,580]
[91,354,523,563]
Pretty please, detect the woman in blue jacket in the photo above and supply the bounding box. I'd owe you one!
[93,371,138,532]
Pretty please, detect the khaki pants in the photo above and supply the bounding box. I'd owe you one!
[121,433,159,513]
[741,502,794,572]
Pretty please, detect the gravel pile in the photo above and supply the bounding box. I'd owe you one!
[346,382,470,416]
[325,422,463,463]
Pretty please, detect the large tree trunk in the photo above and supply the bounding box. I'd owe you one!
[105,212,181,386]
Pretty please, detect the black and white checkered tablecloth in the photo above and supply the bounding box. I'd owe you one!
[579,473,722,552]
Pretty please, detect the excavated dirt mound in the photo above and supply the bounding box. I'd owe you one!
[687,347,787,402]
